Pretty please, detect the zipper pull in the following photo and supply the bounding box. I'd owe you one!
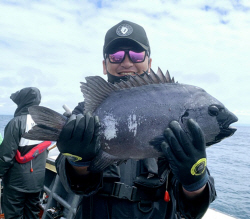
[164,191,170,202]
[30,160,33,172]
[164,177,170,202]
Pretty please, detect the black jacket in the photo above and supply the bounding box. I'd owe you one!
[55,102,217,219]
[0,87,48,192]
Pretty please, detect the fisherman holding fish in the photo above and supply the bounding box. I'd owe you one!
[53,20,219,219]
[24,19,237,218]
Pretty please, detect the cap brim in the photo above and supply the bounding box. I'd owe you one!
[104,38,149,55]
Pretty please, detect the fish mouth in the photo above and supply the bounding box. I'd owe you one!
[206,116,238,146]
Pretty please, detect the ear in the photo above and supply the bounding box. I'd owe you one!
[148,58,152,73]
[103,60,107,75]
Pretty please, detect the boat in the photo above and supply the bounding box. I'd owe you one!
[40,147,238,219]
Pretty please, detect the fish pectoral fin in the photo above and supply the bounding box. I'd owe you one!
[88,151,121,172]
[116,160,127,166]
[149,135,165,151]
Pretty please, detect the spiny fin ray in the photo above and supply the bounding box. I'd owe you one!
[80,68,175,114]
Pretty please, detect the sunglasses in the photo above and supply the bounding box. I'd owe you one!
[107,50,147,63]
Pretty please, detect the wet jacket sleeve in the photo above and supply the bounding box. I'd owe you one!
[172,169,217,219]
[0,119,20,177]
[55,153,103,196]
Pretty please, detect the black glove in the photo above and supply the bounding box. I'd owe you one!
[57,113,101,167]
[161,119,208,192]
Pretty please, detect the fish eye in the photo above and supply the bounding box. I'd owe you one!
[208,105,219,116]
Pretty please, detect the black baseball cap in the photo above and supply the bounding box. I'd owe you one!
[103,20,150,58]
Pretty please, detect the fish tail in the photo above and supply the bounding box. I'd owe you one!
[23,106,67,141]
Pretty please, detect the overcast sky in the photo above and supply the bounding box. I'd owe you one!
[0,0,249,125]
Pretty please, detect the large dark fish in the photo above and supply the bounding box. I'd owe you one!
[24,68,238,171]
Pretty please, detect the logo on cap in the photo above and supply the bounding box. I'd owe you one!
[116,24,133,36]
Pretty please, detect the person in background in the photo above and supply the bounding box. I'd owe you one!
[56,20,217,218]
[0,87,48,219]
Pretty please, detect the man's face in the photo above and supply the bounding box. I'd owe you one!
[103,46,152,77]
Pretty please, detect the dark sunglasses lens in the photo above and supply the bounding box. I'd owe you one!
[129,51,146,63]
[109,51,125,63]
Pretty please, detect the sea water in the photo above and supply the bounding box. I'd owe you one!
[0,115,13,137]
[206,124,250,219]
[0,115,249,219]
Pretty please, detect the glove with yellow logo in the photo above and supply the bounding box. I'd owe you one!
[161,119,208,192]
[57,113,101,167]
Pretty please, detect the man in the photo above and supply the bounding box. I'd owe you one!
[0,87,49,219]
[56,20,216,218]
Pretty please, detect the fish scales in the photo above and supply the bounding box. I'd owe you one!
[91,83,215,159]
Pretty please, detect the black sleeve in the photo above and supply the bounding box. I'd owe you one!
[55,153,103,196]
[172,169,217,219]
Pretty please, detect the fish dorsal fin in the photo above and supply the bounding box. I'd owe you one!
[81,76,118,113]
[149,68,162,84]
[80,68,175,113]
[157,67,167,83]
